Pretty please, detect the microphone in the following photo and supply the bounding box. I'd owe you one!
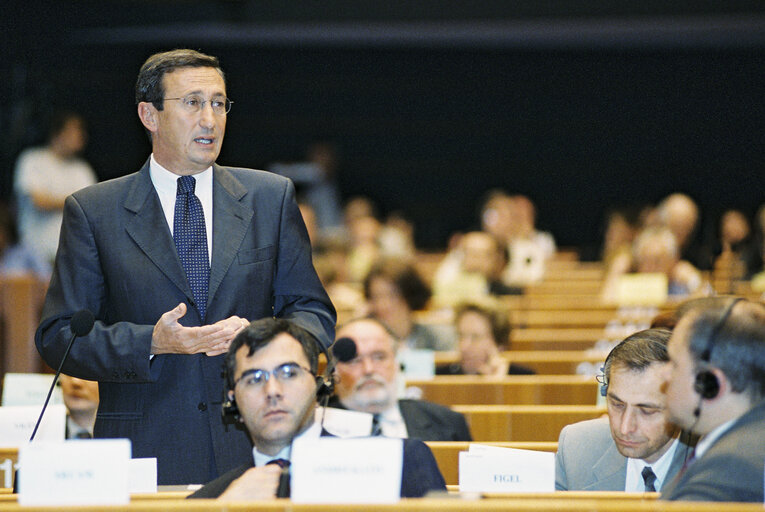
[317,337,357,427]
[29,310,95,441]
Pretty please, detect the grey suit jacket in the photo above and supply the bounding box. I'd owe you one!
[661,400,765,502]
[555,417,694,491]
[36,162,335,485]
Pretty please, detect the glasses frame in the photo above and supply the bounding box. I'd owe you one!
[234,362,313,389]
[163,94,233,115]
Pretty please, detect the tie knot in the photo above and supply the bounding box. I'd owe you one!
[641,466,657,492]
[266,458,291,469]
[177,175,196,195]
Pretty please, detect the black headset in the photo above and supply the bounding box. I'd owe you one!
[693,297,743,402]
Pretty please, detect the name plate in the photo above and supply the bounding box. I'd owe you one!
[459,444,554,493]
[18,439,131,505]
[292,437,402,503]
[0,404,65,447]
[1,373,63,406]
[317,407,373,437]
[129,457,157,493]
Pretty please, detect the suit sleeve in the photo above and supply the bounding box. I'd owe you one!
[271,178,336,349]
[400,439,447,497]
[35,194,155,382]
[555,425,570,491]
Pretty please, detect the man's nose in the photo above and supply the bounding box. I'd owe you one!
[264,374,283,397]
[619,408,637,434]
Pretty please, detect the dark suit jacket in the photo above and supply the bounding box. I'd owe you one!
[326,397,472,441]
[188,434,446,499]
[35,162,335,485]
[661,400,765,502]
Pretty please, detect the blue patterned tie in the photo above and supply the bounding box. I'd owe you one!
[174,175,209,321]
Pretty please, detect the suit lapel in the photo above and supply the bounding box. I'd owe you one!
[124,163,191,299]
[208,165,253,312]
[398,400,432,439]
[589,443,627,491]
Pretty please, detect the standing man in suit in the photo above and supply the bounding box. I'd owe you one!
[556,329,694,491]
[661,298,765,502]
[35,49,335,485]
[189,317,445,499]
[329,317,472,441]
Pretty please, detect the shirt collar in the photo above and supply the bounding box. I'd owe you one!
[251,419,323,467]
[626,436,680,491]
[149,154,213,196]
[694,417,738,459]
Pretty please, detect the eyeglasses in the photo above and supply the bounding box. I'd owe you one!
[163,94,233,115]
[234,362,312,389]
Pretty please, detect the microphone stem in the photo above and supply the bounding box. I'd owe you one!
[30,330,79,441]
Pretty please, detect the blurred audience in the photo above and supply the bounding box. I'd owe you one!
[59,374,99,439]
[0,202,51,280]
[13,110,97,264]
[437,300,534,376]
[364,258,453,351]
[602,226,707,303]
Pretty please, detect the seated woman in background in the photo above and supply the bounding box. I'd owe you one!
[437,300,534,376]
[364,258,455,351]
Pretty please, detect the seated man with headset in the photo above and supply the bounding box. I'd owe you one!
[188,317,445,500]
[661,298,765,502]
[556,328,695,492]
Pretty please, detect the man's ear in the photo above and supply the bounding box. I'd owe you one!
[137,102,159,133]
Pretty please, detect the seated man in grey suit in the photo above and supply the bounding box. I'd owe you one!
[556,328,695,492]
[189,317,446,499]
[661,298,765,502]
[328,317,472,441]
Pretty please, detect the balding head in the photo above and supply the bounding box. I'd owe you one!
[658,193,699,248]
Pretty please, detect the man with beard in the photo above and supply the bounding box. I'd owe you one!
[556,329,695,491]
[328,317,471,441]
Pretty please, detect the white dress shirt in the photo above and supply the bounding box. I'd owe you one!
[252,420,324,467]
[624,437,680,492]
[375,403,409,439]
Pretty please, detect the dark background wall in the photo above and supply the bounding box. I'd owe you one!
[3,1,764,250]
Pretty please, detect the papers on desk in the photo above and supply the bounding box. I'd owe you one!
[0,404,65,447]
[317,406,374,437]
[292,436,402,503]
[459,444,555,493]
[617,273,668,305]
[18,439,131,505]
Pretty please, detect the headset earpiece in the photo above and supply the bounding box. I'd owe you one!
[315,374,334,402]
[694,370,720,399]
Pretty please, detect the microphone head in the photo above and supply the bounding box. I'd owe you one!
[70,310,95,337]
[331,337,357,363]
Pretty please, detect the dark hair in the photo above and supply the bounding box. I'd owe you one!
[224,318,320,390]
[363,258,431,311]
[650,296,735,330]
[454,301,511,349]
[48,110,84,141]
[135,49,224,111]
[602,328,672,386]
[685,299,765,400]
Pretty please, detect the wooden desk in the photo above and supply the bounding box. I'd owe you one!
[452,405,605,442]
[406,376,599,406]
[434,350,607,375]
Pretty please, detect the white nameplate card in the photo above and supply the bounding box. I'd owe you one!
[128,457,157,493]
[18,439,131,505]
[292,437,402,503]
[316,407,374,437]
[617,273,668,306]
[459,444,554,493]
[0,404,66,447]
[1,373,63,407]
[398,349,435,379]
